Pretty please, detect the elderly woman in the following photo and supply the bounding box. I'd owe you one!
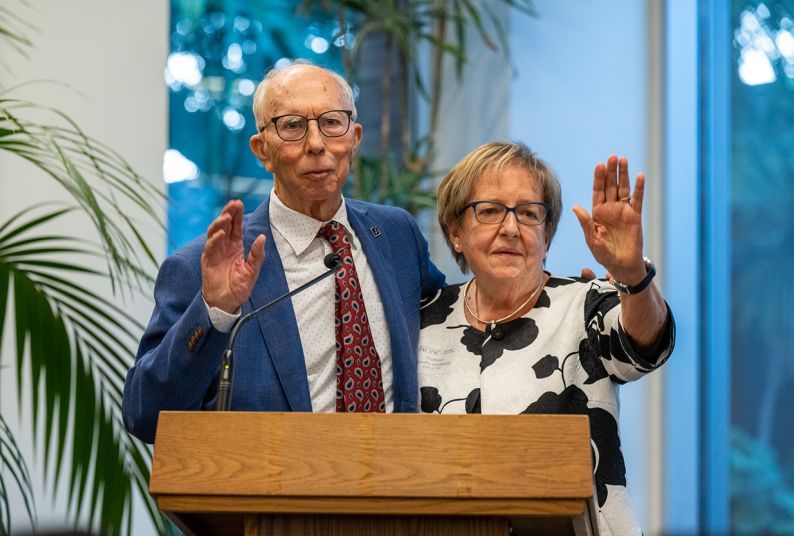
[418,142,674,536]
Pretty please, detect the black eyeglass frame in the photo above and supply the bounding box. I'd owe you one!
[258,109,354,141]
[466,200,551,226]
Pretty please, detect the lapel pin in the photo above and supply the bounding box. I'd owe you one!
[369,226,382,237]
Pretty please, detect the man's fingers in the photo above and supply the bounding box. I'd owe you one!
[221,198,241,213]
[246,234,267,274]
[632,173,645,214]
[206,200,245,245]
[227,200,245,242]
[203,228,227,263]
[206,212,232,239]
[580,267,597,281]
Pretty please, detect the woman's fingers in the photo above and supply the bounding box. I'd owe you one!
[631,173,645,214]
[593,162,606,207]
[618,157,631,201]
[604,155,619,202]
[595,155,645,210]
[572,205,591,234]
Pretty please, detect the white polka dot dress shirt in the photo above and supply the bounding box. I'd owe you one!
[270,192,393,412]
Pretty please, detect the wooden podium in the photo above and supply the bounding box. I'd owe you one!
[150,412,599,536]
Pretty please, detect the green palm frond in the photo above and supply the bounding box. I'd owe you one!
[0,206,166,535]
[0,90,165,292]
[0,414,36,536]
[0,2,35,62]
[0,5,165,534]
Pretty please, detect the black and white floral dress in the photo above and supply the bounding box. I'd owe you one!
[417,275,675,536]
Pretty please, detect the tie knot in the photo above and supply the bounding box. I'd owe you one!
[318,221,351,252]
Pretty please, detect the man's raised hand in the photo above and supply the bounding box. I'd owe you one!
[201,200,266,313]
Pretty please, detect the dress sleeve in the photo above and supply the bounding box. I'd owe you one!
[583,280,676,383]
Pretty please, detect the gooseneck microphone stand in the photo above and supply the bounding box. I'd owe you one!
[215,252,342,411]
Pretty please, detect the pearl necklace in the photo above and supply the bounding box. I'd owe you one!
[464,275,546,331]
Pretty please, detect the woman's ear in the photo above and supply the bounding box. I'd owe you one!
[448,224,462,252]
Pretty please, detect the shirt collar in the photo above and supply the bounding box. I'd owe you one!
[269,188,352,257]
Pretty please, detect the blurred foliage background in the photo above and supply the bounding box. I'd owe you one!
[165,0,533,250]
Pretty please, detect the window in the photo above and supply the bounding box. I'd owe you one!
[699,1,794,532]
[726,1,794,532]
[165,1,345,250]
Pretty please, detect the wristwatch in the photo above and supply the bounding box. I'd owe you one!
[610,257,656,295]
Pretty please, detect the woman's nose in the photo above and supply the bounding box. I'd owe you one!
[499,211,520,236]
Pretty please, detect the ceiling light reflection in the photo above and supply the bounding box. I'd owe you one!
[222,107,246,131]
[163,149,199,184]
[166,52,204,88]
[739,48,777,85]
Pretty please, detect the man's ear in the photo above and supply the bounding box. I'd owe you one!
[352,122,363,154]
[250,133,274,172]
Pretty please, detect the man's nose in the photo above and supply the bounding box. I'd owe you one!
[304,120,326,155]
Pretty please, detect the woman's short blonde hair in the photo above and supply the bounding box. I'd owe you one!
[437,141,562,273]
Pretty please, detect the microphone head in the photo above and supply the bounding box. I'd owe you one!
[324,252,342,269]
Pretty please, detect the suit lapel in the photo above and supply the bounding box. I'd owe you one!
[347,204,394,275]
[244,197,312,411]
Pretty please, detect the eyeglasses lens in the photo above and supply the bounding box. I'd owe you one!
[274,111,350,141]
[474,202,547,226]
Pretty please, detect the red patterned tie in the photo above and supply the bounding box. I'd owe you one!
[317,221,385,412]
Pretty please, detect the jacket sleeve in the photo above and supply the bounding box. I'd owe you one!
[122,252,230,444]
[404,210,446,299]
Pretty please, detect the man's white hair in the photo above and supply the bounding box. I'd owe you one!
[252,59,357,131]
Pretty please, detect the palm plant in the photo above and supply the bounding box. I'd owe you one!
[0,8,166,536]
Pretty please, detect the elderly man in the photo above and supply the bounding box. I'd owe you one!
[123,62,446,443]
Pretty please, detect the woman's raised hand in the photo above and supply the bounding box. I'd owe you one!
[572,155,647,284]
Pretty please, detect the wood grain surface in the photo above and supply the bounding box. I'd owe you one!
[150,412,593,500]
[244,514,509,536]
[156,495,587,516]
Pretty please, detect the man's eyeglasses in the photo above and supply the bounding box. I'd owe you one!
[467,200,550,226]
[259,110,353,141]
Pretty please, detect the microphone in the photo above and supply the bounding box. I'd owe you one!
[215,252,342,411]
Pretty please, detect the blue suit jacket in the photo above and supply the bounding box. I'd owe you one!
[122,197,446,443]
